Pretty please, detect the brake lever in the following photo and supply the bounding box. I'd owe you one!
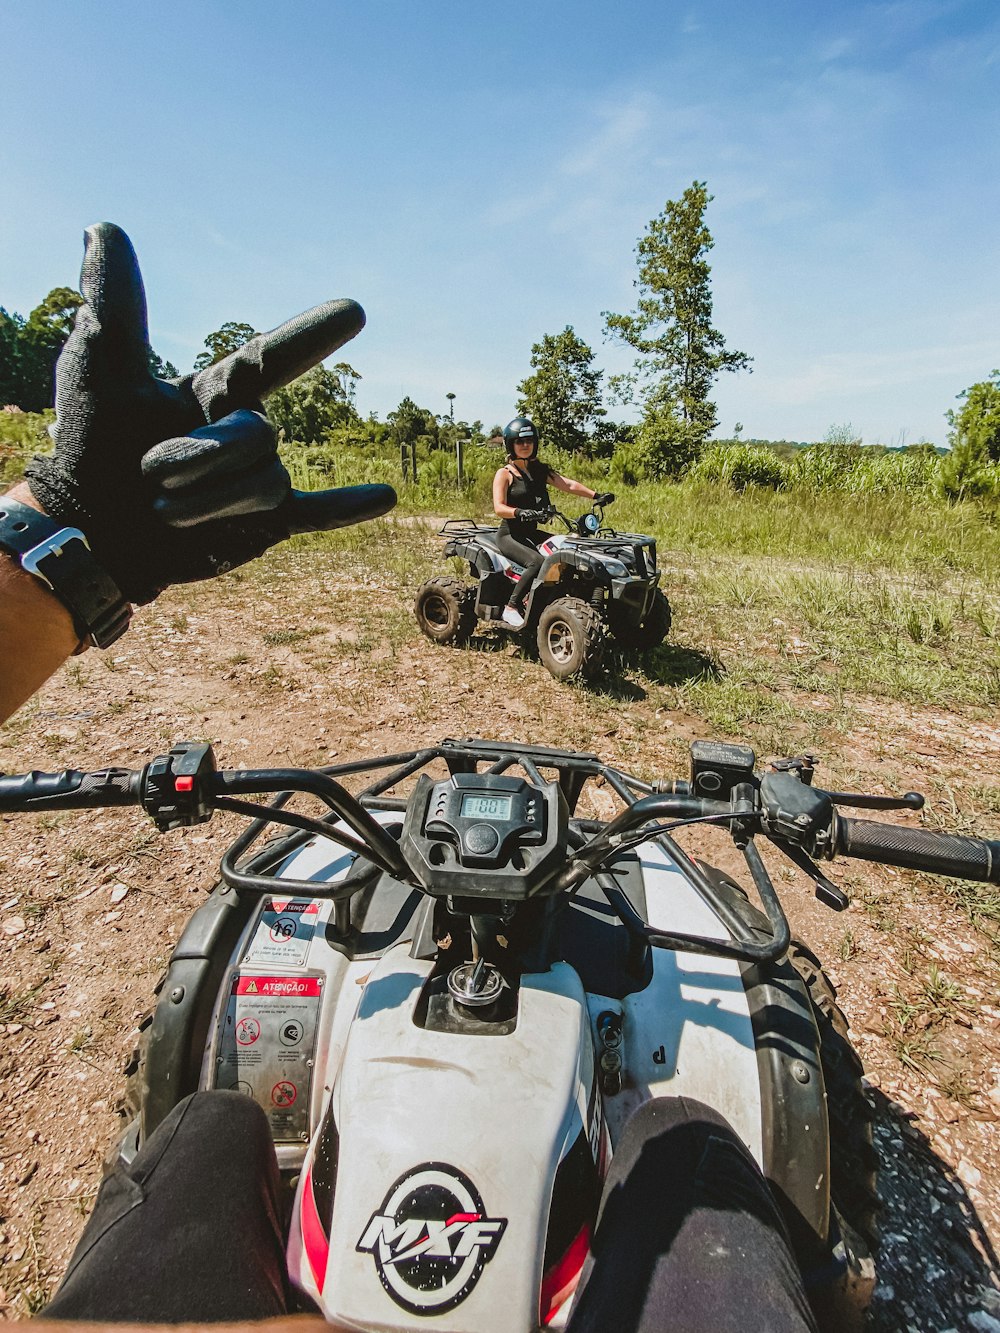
[825,790,924,812]
[771,837,849,911]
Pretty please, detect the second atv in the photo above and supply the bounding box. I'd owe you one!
[414,498,671,681]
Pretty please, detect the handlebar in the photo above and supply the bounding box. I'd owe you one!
[3,747,999,894]
[0,767,139,810]
[834,815,1000,884]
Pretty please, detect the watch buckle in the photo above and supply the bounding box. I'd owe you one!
[20,528,91,591]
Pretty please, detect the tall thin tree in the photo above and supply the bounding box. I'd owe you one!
[604,181,751,473]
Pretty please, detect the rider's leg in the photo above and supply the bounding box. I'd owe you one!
[44,1091,290,1322]
[566,1097,818,1333]
[496,531,545,611]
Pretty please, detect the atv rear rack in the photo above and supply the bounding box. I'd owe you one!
[439,518,497,535]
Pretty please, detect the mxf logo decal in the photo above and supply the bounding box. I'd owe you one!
[357,1163,506,1314]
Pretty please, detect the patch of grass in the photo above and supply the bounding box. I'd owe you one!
[888,1030,941,1076]
[261,626,327,647]
[858,888,898,934]
[934,1061,982,1110]
[0,978,48,1024]
[917,963,964,1015]
[838,929,858,961]
[932,875,1000,931]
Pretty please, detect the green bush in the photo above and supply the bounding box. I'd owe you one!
[689,443,788,491]
[0,409,53,483]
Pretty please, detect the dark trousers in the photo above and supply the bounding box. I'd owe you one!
[497,528,550,610]
[45,1093,815,1330]
[568,1097,817,1333]
[44,1092,289,1322]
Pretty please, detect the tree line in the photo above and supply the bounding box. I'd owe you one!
[4,183,998,491]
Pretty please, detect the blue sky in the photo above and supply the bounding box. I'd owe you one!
[3,0,998,444]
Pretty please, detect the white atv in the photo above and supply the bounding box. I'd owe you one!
[5,737,996,1328]
[415,498,671,680]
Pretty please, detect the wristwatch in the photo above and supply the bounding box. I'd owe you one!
[0,498,131,648]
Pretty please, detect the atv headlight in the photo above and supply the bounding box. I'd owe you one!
[604,558,628,577]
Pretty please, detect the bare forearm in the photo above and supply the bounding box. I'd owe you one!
[552,476,596,498]
[0,483,81,724]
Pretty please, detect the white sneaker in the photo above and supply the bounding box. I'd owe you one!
[501,606,526,629]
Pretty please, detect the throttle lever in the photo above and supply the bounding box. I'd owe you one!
[773,839,849,911]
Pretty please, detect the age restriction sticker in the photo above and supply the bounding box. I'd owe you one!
[243,897,321,968]
[216,974,321,1141]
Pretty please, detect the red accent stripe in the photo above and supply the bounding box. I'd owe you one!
[300,1164,330,1293]
[540,1223,591,1324]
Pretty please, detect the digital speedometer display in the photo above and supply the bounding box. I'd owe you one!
[460,794,513,820]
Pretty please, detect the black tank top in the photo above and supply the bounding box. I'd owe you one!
[499,461,552,539]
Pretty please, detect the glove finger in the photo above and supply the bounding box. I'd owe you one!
[73,223,152,387]
[284,484,397,534]
[141,410,276,489]
[191,300,366,422]
[152,458,290,528]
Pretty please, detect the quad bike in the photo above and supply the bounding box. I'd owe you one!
[4,736,999,1330]
[414,497,671,681]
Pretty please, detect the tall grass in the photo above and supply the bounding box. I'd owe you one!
[5,416,996,585]
[280,438,999,583]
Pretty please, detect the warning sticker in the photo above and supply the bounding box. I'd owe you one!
[243,898,321,968]
[215,972,321,1141]
[236,976,322,998]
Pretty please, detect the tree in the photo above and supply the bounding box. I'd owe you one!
[824,422,863,451]
[1,286,176,407]
[148,349,180,379]
[0,308,27,407]
[516,327,605,454]
[948,371,1000,463]
[938,370,1000,498]
[266,364,362,444]
[14,287,84,411]
[387,397,439,450]
[604,181,751,476]
[193,321,257,371]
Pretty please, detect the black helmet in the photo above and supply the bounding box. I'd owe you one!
[503,416,539,459]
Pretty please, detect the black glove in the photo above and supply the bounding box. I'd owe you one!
[26,223,396,605]
[514,507,547,523]
[592,491,615,507]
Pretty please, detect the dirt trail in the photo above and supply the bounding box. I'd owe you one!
[0,546,998,1328]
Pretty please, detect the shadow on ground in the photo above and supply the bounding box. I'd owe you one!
[866,1088,999,1331]
[640,642,723,688]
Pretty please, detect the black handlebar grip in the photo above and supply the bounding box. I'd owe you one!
[0,767,139,812]
[835,817,1000,884]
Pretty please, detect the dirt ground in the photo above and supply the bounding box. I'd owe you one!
[1,534,999,1329]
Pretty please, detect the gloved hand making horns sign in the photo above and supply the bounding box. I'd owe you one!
[25,223,396,611]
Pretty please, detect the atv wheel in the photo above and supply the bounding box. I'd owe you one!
[536,597,605,681]
[414,577,477,645]
[788,940,879,1251]
[608,588,672,651]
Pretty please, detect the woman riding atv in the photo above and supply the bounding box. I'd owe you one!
[493,416,613,629]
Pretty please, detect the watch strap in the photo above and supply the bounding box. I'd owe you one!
[0,499,131,649]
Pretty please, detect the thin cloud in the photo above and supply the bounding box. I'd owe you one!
[767,341,1000,406]
[557,93,658,179]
